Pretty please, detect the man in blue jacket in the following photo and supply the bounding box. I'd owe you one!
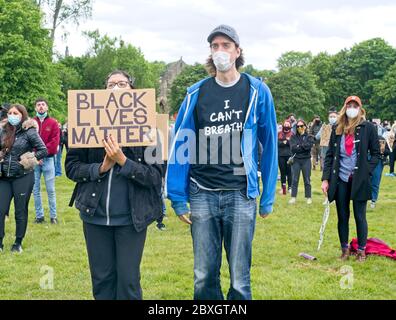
[166,24,278,300]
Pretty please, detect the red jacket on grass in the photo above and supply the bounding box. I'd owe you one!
[34,116,60,156]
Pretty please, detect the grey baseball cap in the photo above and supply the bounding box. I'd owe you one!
[207,24,240,46]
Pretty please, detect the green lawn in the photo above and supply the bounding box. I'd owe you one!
[0,161,395,300]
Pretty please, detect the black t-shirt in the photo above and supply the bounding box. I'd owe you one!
[190,74,250,190]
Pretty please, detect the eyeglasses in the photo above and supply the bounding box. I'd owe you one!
[107,81,130,89]
[297,125,305,128]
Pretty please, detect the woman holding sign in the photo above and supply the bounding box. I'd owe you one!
[65,70,163,300]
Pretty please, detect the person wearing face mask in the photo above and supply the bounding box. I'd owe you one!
[321,96,379,262]
[384,123,396,177]
[370,136,390,209]
[33,98,60,224]
[289,120,314,204]
[0,104,47,253]
[167,25,278,300]
[309,115,322,171]
[278,120,293,195]
[315,108,338,175]
[65,70,163,300]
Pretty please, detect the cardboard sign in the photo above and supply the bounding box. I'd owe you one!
[320,124,332,147]
[68,89,156,148]
[156,113,169,161]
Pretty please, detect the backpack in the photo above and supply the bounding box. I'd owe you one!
[350,238,396,260]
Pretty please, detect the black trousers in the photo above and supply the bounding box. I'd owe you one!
[335,178,368,250]
[0,172,35,243]
[83,222,147,300]
[278,156,292,188]
[390,148,395,173]
[291,158,311,198]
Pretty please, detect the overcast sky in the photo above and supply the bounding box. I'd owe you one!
[54,0,396,70]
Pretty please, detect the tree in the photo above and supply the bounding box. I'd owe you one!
[277,51,313,70]
[372,62,396,120]
[169,64,208,115]
[266,67,325,121]
[0,0,64,118]
[81,31,161,92]
[241,64,275,80]
[36,0,92,43]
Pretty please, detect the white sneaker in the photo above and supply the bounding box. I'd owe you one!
[288,197,296,204]
[306,198,312,205]
[370,201,376,209]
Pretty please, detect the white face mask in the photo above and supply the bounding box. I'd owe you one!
[212,51,234,72]
[346,108,359,119]
[329,117,337,125]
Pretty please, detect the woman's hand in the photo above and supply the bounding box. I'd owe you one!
[321,180,329,195]
[102,134,127,166]
[99,155,116,174]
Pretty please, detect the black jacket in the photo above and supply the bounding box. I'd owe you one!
[0,119,47,178]
[322,121,380,202]
[278,132,292,157]
[290,133,314,159]
[65,147,163,232]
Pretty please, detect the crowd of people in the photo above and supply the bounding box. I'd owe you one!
[0,24,395,300]
[277,110,395,209]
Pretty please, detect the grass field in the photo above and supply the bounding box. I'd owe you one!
[0,158,395,300]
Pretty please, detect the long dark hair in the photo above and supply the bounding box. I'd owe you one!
[1,104,28,156]
[205,47,245,76]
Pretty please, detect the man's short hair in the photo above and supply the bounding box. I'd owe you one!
[35,97,48,106]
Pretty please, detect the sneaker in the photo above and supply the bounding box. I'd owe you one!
[306,198,312,205]
[370,201,376,209]
[35,217,45,224]
[11,243,23,253]
[50,218,58,224]
[156,223,166,231]
[288,197,296,204]
[0,244,3,253]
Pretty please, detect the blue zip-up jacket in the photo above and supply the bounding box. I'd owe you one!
[166,73,278,215]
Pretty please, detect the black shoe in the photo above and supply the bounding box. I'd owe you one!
[156,223,166,231]
[50,218,58,224]
[11,243,23,253]
[35,217,45,224]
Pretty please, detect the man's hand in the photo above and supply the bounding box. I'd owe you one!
[103,134,127,166]
[178,213,192,225]
[260,213,270,219]
[99,155,116,174]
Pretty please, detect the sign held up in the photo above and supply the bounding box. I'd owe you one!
[68,89,156,148]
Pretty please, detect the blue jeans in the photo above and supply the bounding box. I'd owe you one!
[371,161,384,202]
[55,146,62,176]
[33,157,57,219]
[189,181,257,300]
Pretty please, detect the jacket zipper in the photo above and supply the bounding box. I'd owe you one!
[106,168,114,226]
[241,86,258,195]
[7,155,11,177]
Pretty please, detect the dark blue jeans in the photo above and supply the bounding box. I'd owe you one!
[371,161,384,202]
[189,180,257,300]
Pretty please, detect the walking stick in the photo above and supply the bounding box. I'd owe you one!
[317,198,330,251]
